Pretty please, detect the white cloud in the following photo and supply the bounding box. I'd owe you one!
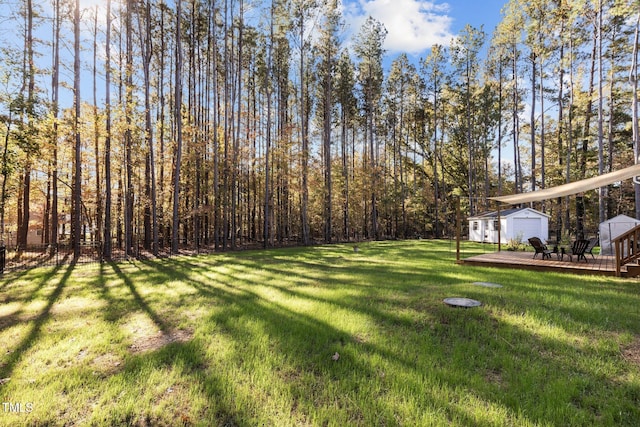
[342,0,455,56]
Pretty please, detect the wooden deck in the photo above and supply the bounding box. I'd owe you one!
[460,250,624,276]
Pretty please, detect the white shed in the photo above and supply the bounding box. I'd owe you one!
[598,214,640,255]
[468,207,549,244]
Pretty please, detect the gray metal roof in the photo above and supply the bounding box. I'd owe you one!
[468,207,549,220]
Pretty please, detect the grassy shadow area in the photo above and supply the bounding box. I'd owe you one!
[0,240,639,426]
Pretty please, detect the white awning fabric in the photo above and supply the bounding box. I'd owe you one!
[489,163,640,205]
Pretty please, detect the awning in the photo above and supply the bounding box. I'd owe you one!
[489,163,640,205]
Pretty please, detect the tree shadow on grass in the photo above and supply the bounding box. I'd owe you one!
[108,262,169,334]
[0,264,70,335]
[79,336,245,426]
[0,263,67,304]
[455,268,640,337]
[0,266,39,293]
[136,247,640,425]
[93,262,119,322]
[139,257,526,424]
[0,261,75,384]
[222,250,640,339]
[211,255,640,421]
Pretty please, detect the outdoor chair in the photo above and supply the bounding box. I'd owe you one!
[585,237,598,259]
[568,239,590,263]
[528,237,552,260]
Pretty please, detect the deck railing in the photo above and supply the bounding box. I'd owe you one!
[612,224,640,276]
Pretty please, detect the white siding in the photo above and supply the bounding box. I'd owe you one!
[512,218,542,243]
[468,208,549,244]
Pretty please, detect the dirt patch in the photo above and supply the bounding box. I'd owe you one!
[92,353,124,375]
[622,336,640,367]
[485,369,505,387]
[353,333,368,344]
[0,312,38,331]
[129,329,194,354]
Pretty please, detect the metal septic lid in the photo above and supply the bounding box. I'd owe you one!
[472,282,503,288]
[443,297,482,308]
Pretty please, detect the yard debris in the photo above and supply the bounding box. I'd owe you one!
[0,377,10,385]
[331,352,340,361]
[129,329,193,354]
[622,336,640,367]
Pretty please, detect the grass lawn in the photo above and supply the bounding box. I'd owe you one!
[0,240,639,426]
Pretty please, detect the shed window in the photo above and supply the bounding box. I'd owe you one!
[473,221,478,231]
[493,220,499,230]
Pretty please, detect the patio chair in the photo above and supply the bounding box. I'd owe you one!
[585,237,598,259]
[528,237,552,260]
[568,239,590,263]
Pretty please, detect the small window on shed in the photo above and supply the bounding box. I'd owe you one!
[493,220,499,230]
[473,221,478,231]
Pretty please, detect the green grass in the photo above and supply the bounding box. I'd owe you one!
[0,240,639,426]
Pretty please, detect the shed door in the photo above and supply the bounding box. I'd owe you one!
[512,218,541,242]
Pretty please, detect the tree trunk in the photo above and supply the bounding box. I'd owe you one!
[139,0,158,255]
[556,8,565,242]
[103,0,112,259]
[530,52,536,194]
[172,0,183,254]
[597,0,605,225]
[512,43,522,194]
[539,51,545,198]
[93,9,102,246]
[73,0,82,259]
[300,7,310,246]
[577,18,598,240]
[17,0,35,254]
[631,14,640,218]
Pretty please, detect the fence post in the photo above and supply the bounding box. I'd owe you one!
[0,245,5,274]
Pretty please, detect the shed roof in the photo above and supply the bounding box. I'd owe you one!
[600,214,640,225]
[468,207,549,220]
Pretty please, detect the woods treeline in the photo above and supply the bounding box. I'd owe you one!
[1,0,639,259]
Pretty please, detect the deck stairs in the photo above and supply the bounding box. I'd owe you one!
[612,224,640,277]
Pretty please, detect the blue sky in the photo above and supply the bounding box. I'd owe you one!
[0,0,510,107]
[342,0,508,58]
[1,0,508,64]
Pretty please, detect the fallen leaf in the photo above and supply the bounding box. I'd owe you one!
[332,352,340,361]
